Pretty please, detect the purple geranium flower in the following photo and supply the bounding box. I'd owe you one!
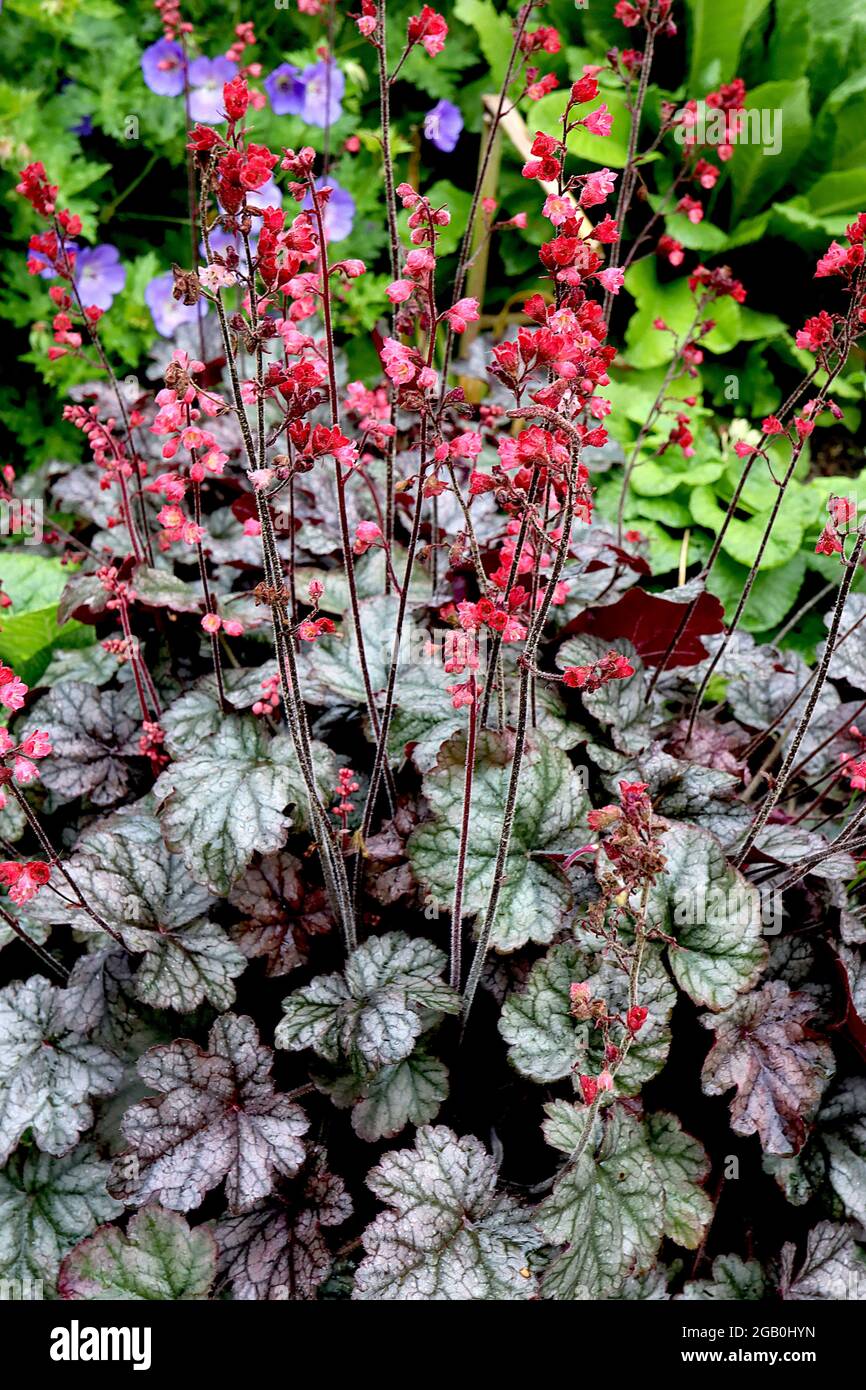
[299,61,345,127]
[423,100,463,153]
[145,271,204,338]
[74,245,126,311]
[141,38,186,97]
[303,177,355,243]
[188,56,238,124]
[265,63,305,116]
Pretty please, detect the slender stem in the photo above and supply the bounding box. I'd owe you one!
[449,674,478,991]
[305,172,396,809]
[9,786,126,947]
[375,5,401,582]
[437,3,534,399]
[603,17,657,325]
[462,449,579,1025]
[0,902,69,981]
[736,529,866,866]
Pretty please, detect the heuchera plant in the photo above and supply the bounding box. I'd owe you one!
[2,0,866,1303]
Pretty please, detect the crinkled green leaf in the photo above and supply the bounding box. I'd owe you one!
[558,636,659,753]
[701,981,835,1155]
[153,715,307,894]
[0,976,123,1163]
[304,594,402,704]
[818,1078,866,1226]
[132,565,204,614]
[0,1144,122,1292]
[679,1253,766,1300]
[538,1103,664,1299]
[589,741,750,846]
[408,730,588,952]
[499,941,675,1096]
[652,820,768,1009]
[160,665,279,755]
[276,932,458,1075]
[59,1205,216,1300]
[354,1126,541,1300]
[22,809,243,1013]
[110,1014,308,1214]
[390,665,581,773]
[645,1113,713,1250]
[350,1051,450,1143]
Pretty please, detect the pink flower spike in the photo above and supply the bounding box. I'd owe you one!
[201,613,222,634]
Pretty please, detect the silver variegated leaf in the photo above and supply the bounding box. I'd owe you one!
[409,729,588,952]
[353,1126,541,1300]
[110,1014,308,1214]
[0,976,123,1163]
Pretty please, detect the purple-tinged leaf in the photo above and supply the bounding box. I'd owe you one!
[110,1014,308,1213]
[701,981,835,1155]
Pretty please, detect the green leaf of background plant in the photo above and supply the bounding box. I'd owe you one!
[684,0,771,90]
[728,79,811,221]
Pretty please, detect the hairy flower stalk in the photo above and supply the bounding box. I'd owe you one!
[736,526,866,867]
[197,162,357,949]
[461,443,582,1026]
[682,316,859,745]
[449,671,478,991]
[300,170,397,812]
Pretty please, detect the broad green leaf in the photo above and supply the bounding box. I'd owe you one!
[59,1205,216,1300]
[684,0,771,90]
[110,1015,308,1214]
[679,1253,765,1300]
[729,80,811,220]
[408,730,588,951]
[0,552,87,684]
[351,1051,450,1143]
[0,976,123,1163]
[354,1126,541,1300]
[0,1144,121,1292]
[706,551,807,630]
[499,941,675,1096]
[651,821,767,1009]
[277,932,458,1075]
[623,259,741,370]
[453,0,512,85]
[645,1113,713,1250]
[531,86,632,167]
[701,981,834,1154]
[538,1104,664,1299]
[154,715,304,894]
[689,485,805,571]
